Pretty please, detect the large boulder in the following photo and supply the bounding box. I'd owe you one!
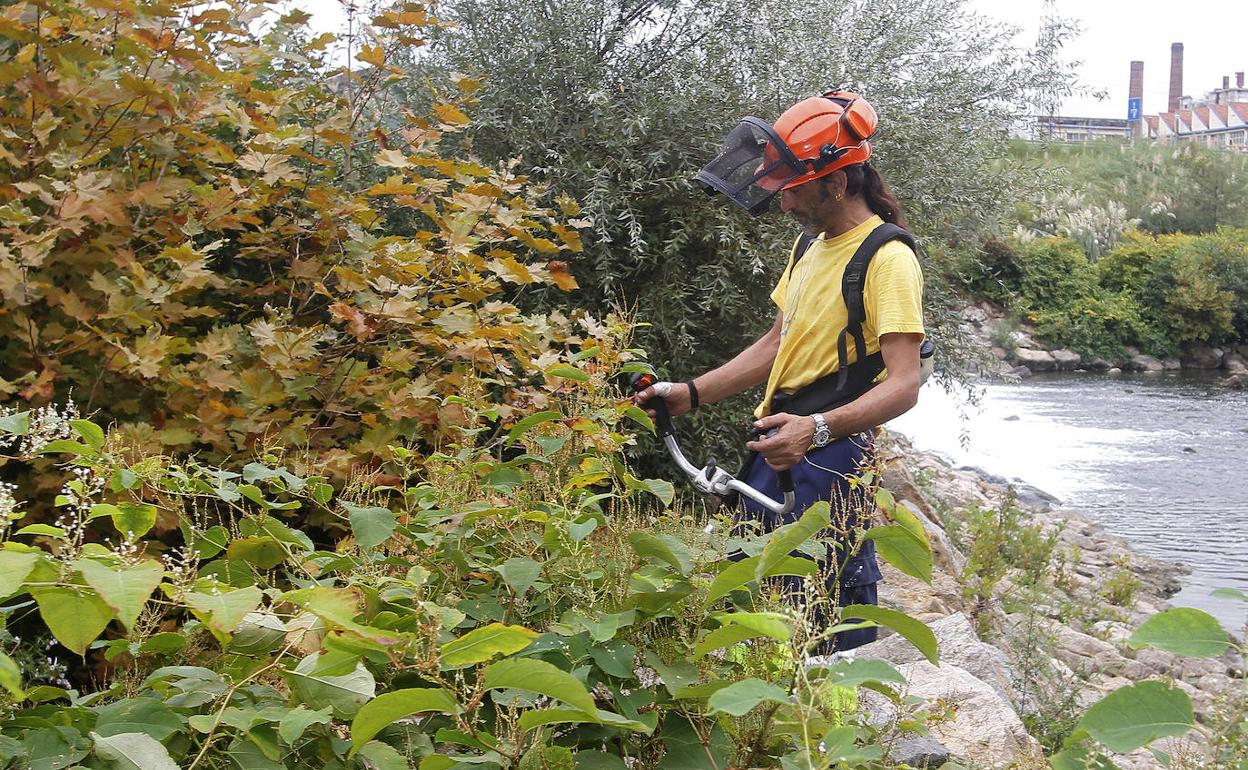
[1051,349,1082,370]
[1011,347,1056,372]
[854,612,1020,708]
[1180,345,1224,370]
[1224,352,1248,374]
[1123,353,1164,372]
[892,660,1042,768]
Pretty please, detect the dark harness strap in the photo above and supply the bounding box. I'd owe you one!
[773,222,918,416]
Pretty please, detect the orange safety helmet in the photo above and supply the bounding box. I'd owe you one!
[695,90,878,216]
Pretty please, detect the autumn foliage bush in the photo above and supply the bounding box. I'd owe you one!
[0,0,586,470]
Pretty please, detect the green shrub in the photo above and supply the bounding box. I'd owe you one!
[1030,291,1168,360]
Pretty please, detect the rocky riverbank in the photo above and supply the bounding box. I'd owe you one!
[960,301,1248,389]
[869,433,1245,769]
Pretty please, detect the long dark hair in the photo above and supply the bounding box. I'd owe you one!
[843,162,908,230]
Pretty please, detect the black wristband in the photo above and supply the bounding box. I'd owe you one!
[684,380,700,410]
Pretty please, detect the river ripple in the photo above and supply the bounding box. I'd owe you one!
[888,371,1248,632]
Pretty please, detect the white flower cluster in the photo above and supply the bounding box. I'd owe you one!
[0,481,19,521]
[160,545,195,584]
[0,401,80,458]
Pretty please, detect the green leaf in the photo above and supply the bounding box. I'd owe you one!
[589,639,637,678]
[30,585,114,656]
[343,503,397,550]
[439,623,539,669]
[1127,607,1232,658]
[865,523,932,582]
[108,503,158,539]
[660,714,732,769]
[14,523,66,538]
[756,501,829,580]
[277,705,333,745]
[629,532,692,574]
[70,420,106,451]
[226,536,288,569]
[707,678,791,716]
[0,549,40,597]
[568,518,598,542]
[712,611,791,642]
[481,657,597,715]
[37,439,88,455]
[93,698,183,741]
[90,731,180,770]
[497,557,542,595]
[507,410,563,442]
[288,653,376,719]
[637,477,674,505]
[0,410,30,435]
[621,406,655,434]
[704,555,816,606]
[642,652,700,696]
[185,585,263,637]
[349,688,457,751]
[809,658,906,689]
[576,752,628,770]
[840,604,938,664]
[693,624,768,659]
[1077,680,1195,752]
[357,741,408,770]
[0,651,21,697]
[1212,587,1248,602]
[76,559,164,631]
[547,364,589,382]
[517,707,651,733]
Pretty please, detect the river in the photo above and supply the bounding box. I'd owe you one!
[888,371,1248,632]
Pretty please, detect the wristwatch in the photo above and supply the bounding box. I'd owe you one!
[810,413,832,447]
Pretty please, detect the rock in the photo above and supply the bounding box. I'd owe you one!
[1161,358,1182,371]
[961,306,990,327]
[1013,483,1060,510]
[1011,347,1056,372]
[1225,373,1248,390]
[1180,345,1224,370]
[1107,367,1122,375]
[901,499,966,575]
[892,660,1042,767]
[878,565,966,621]
[1124,354,1164,372]
[1051,349,1082,370]
[1046,623,1123,674]
[1225,352,1248,374]
[1009,330,1037,349]
[1003,414,1020,421]
[856,613,1021,709]
[1087,357,1113,371]
[891,735,951,769]
[1011,365,1032,378]
[990,346,1008,360]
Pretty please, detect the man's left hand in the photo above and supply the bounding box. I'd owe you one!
[745,412,815,471]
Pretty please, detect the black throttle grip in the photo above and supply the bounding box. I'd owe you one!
[777,469,795,495]
[630,373,676,438]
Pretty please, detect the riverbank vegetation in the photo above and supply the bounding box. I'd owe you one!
[0,0,1243,767]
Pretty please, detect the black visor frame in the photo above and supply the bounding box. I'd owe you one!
[693,117,809,216]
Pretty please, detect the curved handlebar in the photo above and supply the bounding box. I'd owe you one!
[631,373,795,516]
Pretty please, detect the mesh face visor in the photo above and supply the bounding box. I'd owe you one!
[694,118,806,216]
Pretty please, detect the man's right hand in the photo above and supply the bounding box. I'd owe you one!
[632,381,693,419]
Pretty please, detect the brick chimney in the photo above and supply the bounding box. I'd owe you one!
[1129,61,1144,137]
[1168,42,1183,113]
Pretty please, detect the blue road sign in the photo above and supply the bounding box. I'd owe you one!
[1128,98,1142,120]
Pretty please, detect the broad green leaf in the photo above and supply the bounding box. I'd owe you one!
[629,532,692,574]
[0,410,30,435]
[1127,607,1232,658]
[357,741,407,770]
[14,523,66,538]
[865,523,932,582]
[0,550,39,597]
[660,714,732,769]
[507,410,563,442]
[185,585,263,637]
[288,653,375,719]
[110,504,158,539]
[77,559,164,631]
[704,555,816,606]
[283,586,404,645]
[497,557,542,595]
[439,623,539,669]
[1078,680,1195,752]
[693,624,768,659]
[637,477,674,506]
[841,604,938,664]
[707,678,791,716]
[37,439,88,455]
[349,688,457,751]
[642,652,700,696]
[226,536,287,569]
[343,503,397,550]
[756,502,830,580]
[93,698,183,741]
[621,406,655,434]
[70,420,106,451]
[1212,587,1248,602]
[277,705,333,744]
[422,756,458,770]
[576,754,627,770]
[481,657,597,715]
[90,731,179,770]
[0,651,21,697]
[30,585,114,656]
[517,707,651,733]
[568,518,598,542]
[547,364,589,382]
[712,611,791,642]
[809,658,906,689]
[589,639,637,678]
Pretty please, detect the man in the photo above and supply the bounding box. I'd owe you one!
[634,91,925,653]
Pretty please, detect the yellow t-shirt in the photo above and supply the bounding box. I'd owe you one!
[757,215,925,417]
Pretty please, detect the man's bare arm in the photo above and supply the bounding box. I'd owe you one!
[820,331,922,438]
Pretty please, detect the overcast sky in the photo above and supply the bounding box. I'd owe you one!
[296,0,1245,120]
[967,0,1247,118]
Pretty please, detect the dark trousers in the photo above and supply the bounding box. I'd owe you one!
[734,432,881,653]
